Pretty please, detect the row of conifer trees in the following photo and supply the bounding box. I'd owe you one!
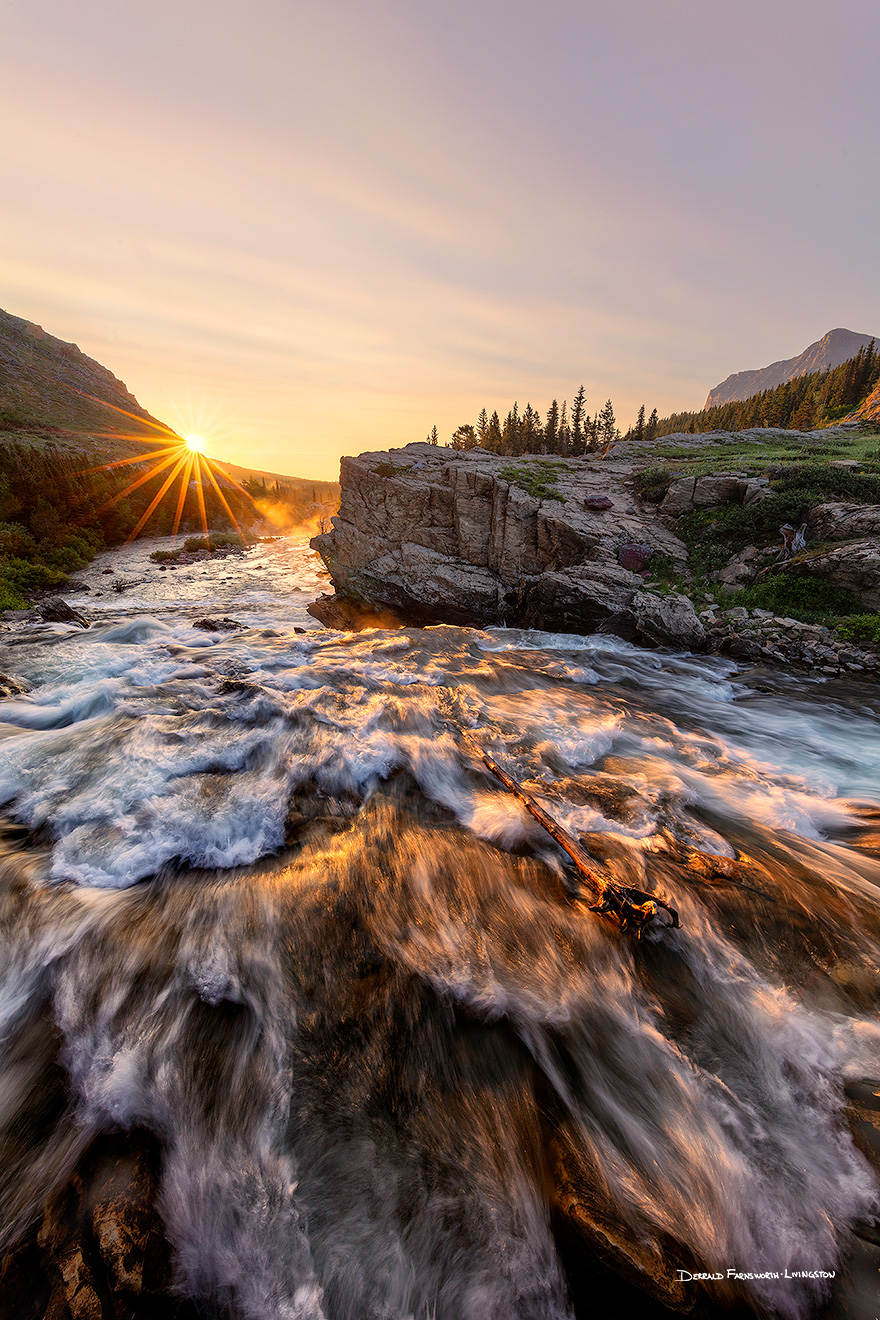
[428,387,636,457]
[650,340,879,437]
[426,342,878,455]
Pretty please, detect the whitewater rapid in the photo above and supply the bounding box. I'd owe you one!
[1,534,879,1319]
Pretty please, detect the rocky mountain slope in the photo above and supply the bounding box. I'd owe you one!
[0,307,164,456]
[847,377,880,426]
[705,328,877,409]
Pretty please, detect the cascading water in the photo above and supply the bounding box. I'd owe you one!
[0,534,878,1320]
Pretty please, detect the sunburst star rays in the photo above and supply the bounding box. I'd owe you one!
[68,388,252,545]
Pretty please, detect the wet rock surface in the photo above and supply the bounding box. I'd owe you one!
[37,598,90,628]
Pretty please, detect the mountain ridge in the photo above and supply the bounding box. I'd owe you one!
[0,307,170,454]
[704,328,878,410]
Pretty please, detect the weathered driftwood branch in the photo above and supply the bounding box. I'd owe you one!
[447,717,680,934]
[456,727,606,896]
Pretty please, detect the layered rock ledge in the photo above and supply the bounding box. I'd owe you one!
[311,443,706,648]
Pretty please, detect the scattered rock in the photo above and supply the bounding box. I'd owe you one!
[713,545,762,588]
[37,598,89,628]
[192,617,245,632]
[617,542,654,572]
[583,496,613,511]
[0,672,31,698]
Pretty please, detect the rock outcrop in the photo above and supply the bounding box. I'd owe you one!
[312,444,706,649]
[807,503,880,541]
[769,540,880,610]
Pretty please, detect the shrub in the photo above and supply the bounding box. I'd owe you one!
[0,573,26,610]
[0,522,37,558]
[726,575,863,624]
[634,466,671,496]
[836,613,880,646]
[183,532,243,552]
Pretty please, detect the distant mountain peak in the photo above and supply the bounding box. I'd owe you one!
[704,328,878,410]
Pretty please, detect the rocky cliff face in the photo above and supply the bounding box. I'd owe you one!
[311,444,706,649]
[704,328,877,409]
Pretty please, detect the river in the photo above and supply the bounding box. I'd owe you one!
[1,534,879,1320]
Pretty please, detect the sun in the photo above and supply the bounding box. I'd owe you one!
[72,392,254,546]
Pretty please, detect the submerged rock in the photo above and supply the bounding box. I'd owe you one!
[37,598,89,628]
[192,616,245,632]
[0,671,31,698]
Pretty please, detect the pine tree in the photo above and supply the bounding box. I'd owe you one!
[645,408,658,442]
[545,400,559,454]
[558,401,570,456]
[597,399,617,449]
[477,408,489,447]
[571,384,587,455]
[487,411,503,453]
[632,404,645,444]
[450,424,477,451]
[521,403,542,453]
[427,425,439,445]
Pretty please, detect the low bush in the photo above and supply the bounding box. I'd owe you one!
[726,575,863,624]
[183,532,244,552]
[0,573,26,610]
[633,466,671,496]
[836,613,880,646]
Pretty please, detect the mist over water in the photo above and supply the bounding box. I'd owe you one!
[1,536,879,1319]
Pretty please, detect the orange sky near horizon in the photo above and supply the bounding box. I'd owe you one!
[2,0,879,481]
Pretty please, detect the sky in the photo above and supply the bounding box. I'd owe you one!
[1,0,879,481]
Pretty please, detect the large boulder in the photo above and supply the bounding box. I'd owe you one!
[37,598,89,628]
[312,444,693,647]
[774,540,880,609]
[806,503,880,542]
[628,591,706,649]
[660,477,696,516]
[693,474,744,506]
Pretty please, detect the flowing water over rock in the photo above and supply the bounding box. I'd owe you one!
[1,536,879,1319]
